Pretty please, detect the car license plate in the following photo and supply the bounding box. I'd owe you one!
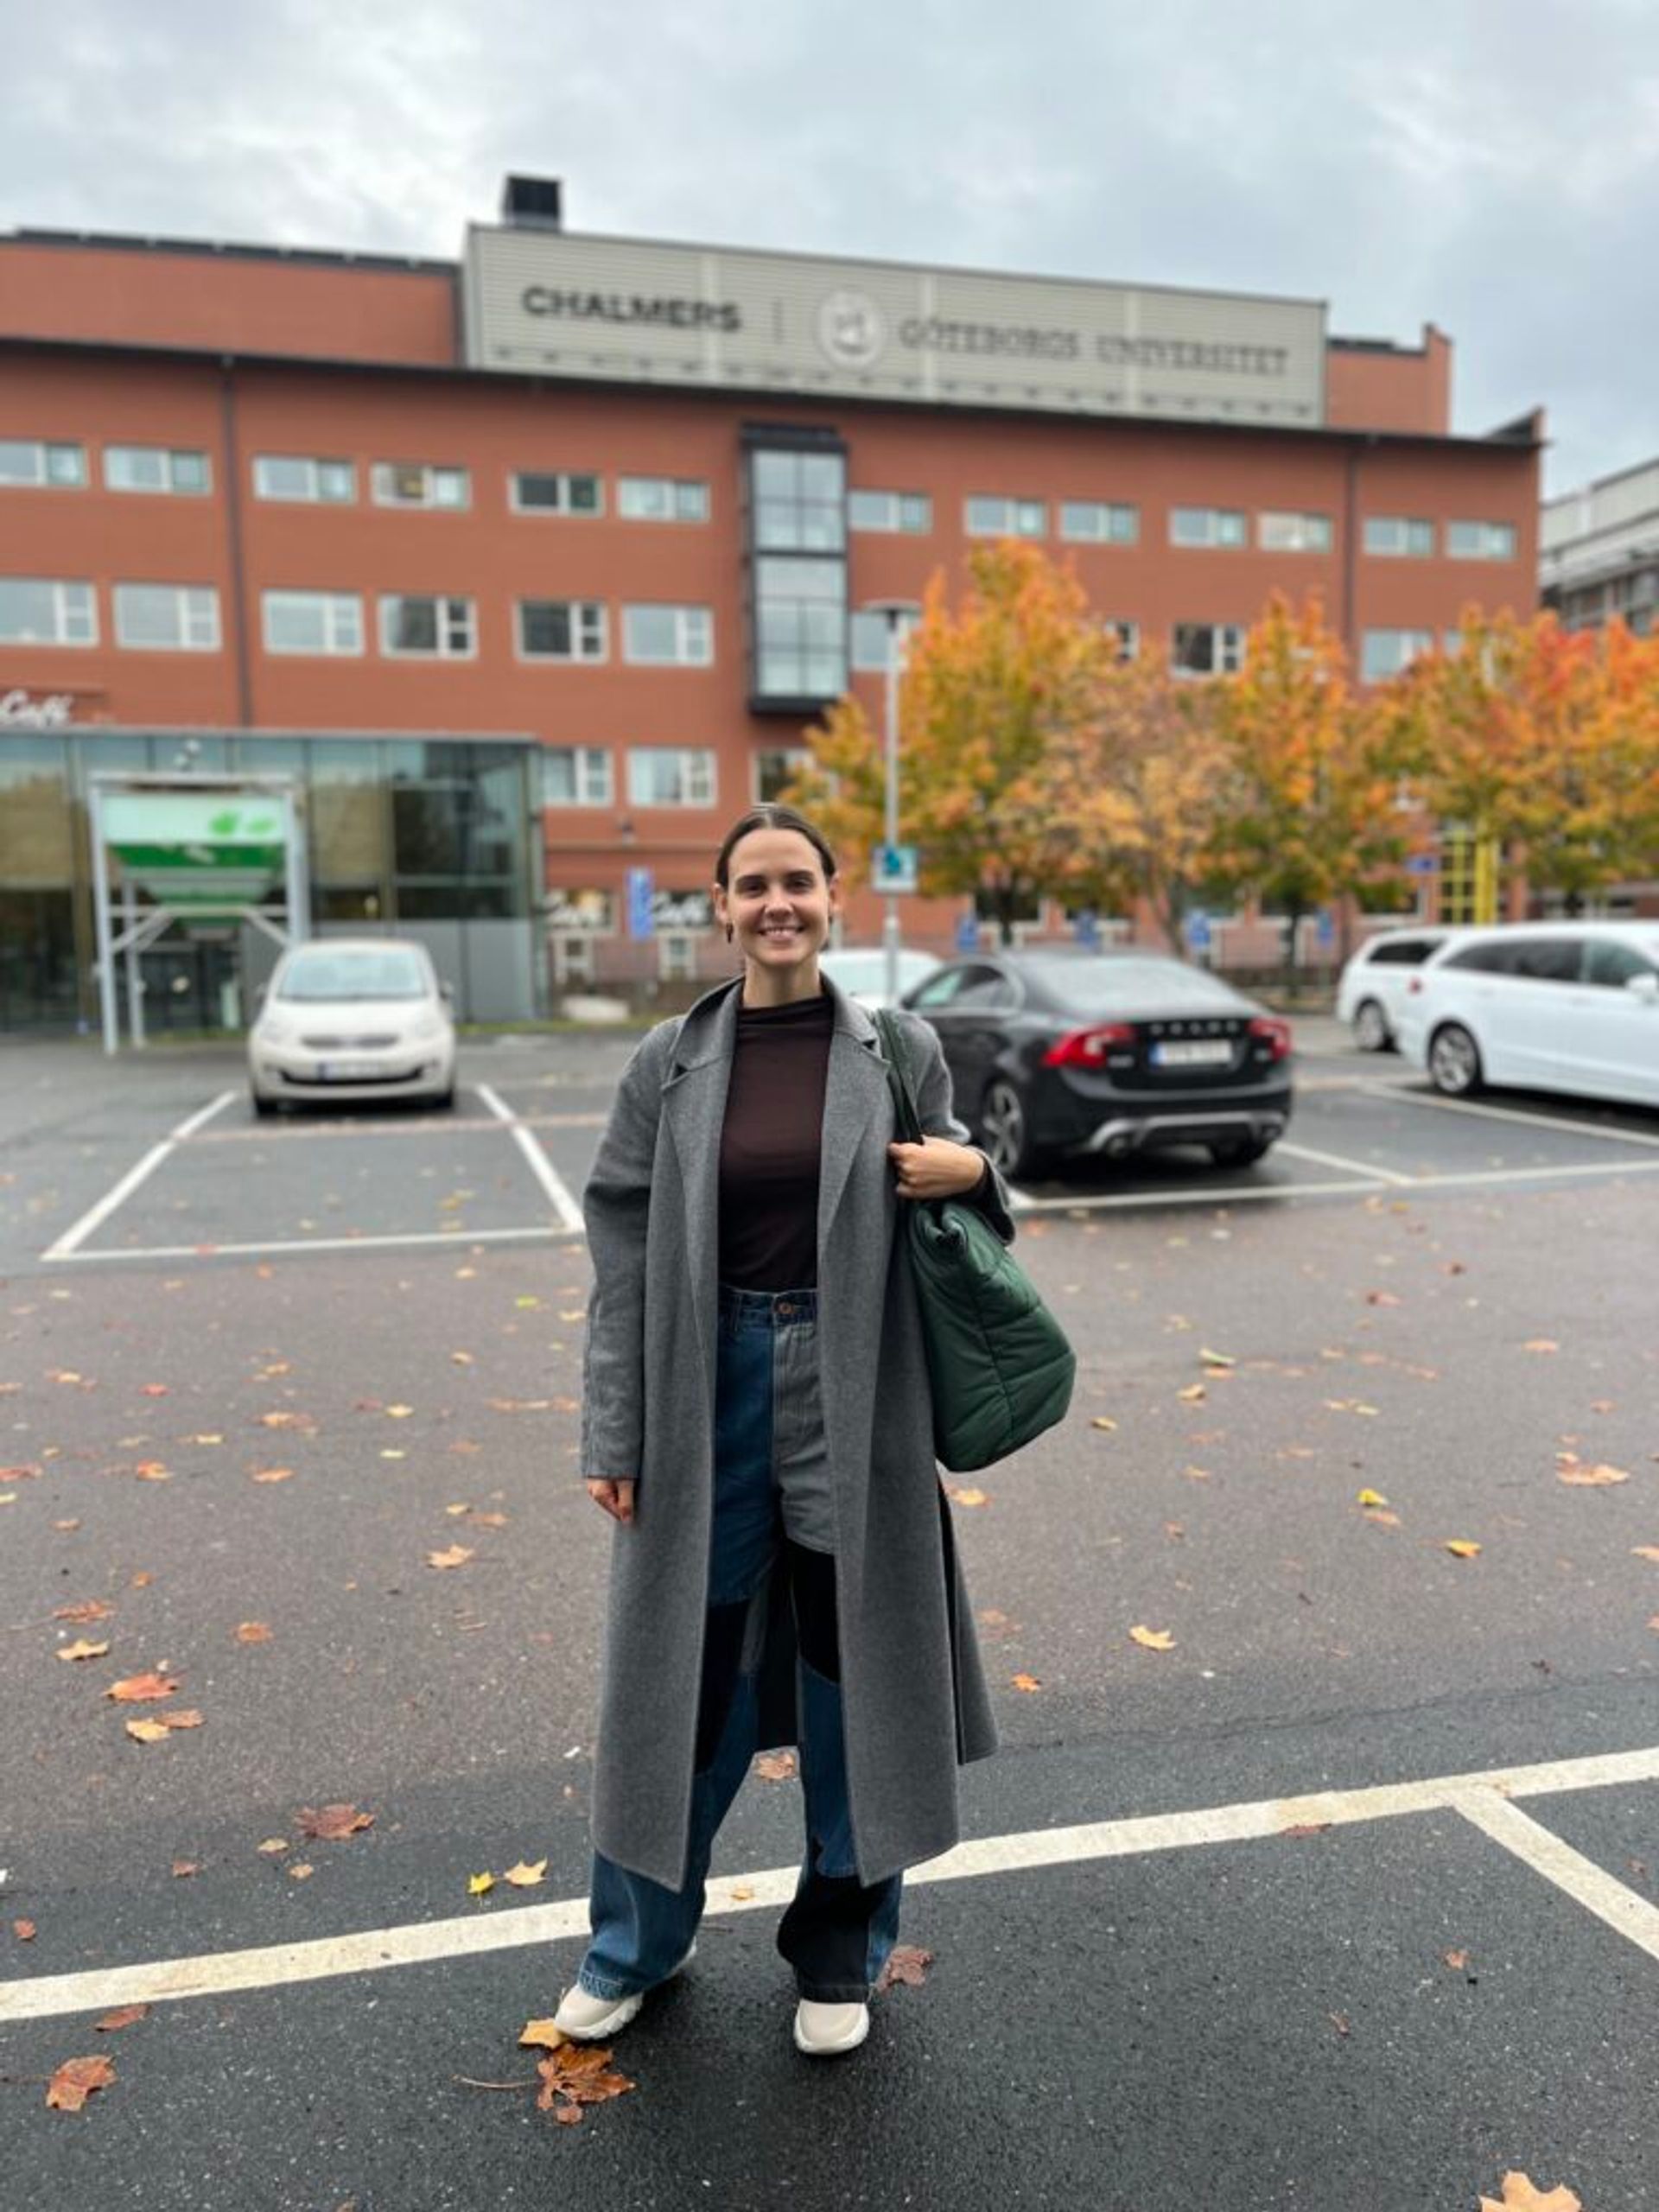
[315,1059,379,1082]
[1152,1039,1234,1067]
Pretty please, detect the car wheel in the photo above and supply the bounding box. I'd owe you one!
[1427,1022,1484,1096]
[1207,1135,1274,1169]
[979,1077,1043,1180]
[1352,999,1391,1053]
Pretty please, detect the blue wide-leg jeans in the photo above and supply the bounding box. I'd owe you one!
[577,1285,904,2006]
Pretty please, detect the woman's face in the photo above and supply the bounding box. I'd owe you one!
[714,827,840,981]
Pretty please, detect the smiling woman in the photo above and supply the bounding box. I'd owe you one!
[560,800,1013,2060]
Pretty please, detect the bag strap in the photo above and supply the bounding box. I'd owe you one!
[873,1008,926,1147]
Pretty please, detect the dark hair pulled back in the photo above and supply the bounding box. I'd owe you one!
[714,804,838,888]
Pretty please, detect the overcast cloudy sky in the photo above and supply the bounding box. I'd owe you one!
[5,0,1655,495]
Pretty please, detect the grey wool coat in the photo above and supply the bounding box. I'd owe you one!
[579,975,1014,1889]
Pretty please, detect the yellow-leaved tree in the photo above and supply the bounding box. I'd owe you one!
[793,543,1128,939]
[1206,593,1409,968]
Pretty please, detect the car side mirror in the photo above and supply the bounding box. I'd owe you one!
[439,981,454,1003]
[1625,971,1659,1002]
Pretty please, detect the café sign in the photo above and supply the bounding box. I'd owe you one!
[465,227,1325,426]
[0,688,76,728]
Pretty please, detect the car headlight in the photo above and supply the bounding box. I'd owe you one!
[257,1013,295,1044]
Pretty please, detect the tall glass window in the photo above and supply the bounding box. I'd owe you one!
[745,434,848,708]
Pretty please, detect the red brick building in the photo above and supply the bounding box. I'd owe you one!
[0,179,1541,1024]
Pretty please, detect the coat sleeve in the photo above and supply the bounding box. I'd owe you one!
[579,1022,677,1482]
[896,1010,1017,1246]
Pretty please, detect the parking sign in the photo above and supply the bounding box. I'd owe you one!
[626,867,655,939]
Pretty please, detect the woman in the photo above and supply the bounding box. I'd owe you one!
[555,804,1011,2058]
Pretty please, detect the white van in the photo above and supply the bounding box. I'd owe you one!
[1395,921,1659,1107]
[1334,926,1469,1051]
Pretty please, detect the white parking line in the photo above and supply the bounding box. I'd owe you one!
[1274,1140,1414,1185]
[41,1091,238,1262]
[41,1225,586,1265]
[475,1082,585,1233]
[1450,1791,1659,1969]
[3,1742,1656,2025]
[1013,1154,1659,1214]
[1364,1083,1659,1149]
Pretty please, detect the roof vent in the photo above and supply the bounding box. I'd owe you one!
[501,175,563,232]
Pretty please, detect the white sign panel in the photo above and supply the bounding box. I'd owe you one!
[464,229,1326,427]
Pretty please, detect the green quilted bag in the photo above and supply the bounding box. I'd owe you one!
[875,1011,1077,1471]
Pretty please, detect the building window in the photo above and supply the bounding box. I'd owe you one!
[850,603,921,673]
[619,475,709,523]
[1361,629,1436,682]
[622,603,713,666]
[262,590,364,657]
[1257,511,1332,553]
[1170,507,1247,549]
[512,470,603,516]
[518,600,607,663]
[1363,516,1435,557]
[1171,622,1246,676]
[747,434,848,708]
[1446,520,1517,562]
[379,594,475,658]
[0,440,86,488]
[659,932,700,982]
[753,448,845,553]
[114,584,220,652]
[253,454,356,503]
[848,488,931,535]
[372,461,470,510]
[105,446,212,496]
[0,578,97,645]
[753,748,813,803]
[1059,500,1138,545]
[1103,620,1140,663]
[965,495,1046,538]
[541,747,613,806]
[627,747,716,806]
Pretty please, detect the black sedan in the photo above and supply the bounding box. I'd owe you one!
[902,947,1294,1179]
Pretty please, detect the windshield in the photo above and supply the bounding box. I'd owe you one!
[277,948,431,1002]
[1022,955,1243,1015]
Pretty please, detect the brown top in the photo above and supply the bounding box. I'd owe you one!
[717,990,836,1291]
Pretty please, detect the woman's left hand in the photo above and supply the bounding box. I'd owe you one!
[888,1136,989,1201]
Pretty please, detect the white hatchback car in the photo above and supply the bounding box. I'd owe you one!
[1334,926,1469,1052]
[248,938,458,1115]
[1395,921,1659,1108]
[818,945,943,1010]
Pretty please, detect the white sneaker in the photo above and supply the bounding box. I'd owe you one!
[552,1943,696,2043]
[793,1999,870,2056]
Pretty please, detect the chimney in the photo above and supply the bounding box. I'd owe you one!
[501,175,563,232]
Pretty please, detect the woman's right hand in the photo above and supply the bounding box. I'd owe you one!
[586,1478,636,1524]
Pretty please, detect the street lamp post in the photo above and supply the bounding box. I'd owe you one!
[864,601,914,1006]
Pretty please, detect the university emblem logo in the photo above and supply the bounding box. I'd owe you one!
[816,289,886,369]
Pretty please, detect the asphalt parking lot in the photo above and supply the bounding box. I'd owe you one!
[3,1023,1658,2209]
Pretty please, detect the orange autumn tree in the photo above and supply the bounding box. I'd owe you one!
[1394,611,1659,906]
[1205,593,1409,968]
[1045,637,1232,955]
[794,542,1130,939]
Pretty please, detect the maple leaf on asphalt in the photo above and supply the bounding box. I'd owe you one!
[875,1945,933,1992]
[47,2056,116,2111]
[296,1804,375,1840]
[534,2043,635,2121]
[105,1672,180,1703]
[504,1859,547,1887]
[753,1752,797,1782]
[1478,2173,1582,2212]
[428,1546,475,1570]
[95,2005,149,2032]
[57,1640,110,1662]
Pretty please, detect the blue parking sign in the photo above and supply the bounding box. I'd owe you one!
[1184,910,1211,954]
[955,913,980,954]
[626,866,655,939]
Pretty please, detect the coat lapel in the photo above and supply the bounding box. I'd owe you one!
[817,985,890,1258]
[661,981,741,1393]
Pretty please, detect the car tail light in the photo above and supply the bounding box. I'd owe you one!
[1043,1023,1135,1067]
[1249,1016,1293,1061]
